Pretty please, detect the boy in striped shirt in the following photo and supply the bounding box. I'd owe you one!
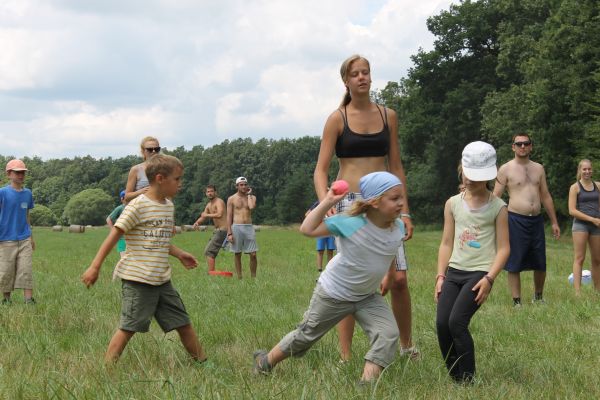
[81,154,206,363]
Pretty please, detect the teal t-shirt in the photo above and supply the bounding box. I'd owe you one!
[108,204,126,253]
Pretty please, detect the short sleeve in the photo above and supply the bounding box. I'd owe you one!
[324,214,367,238]
[114,202,140,233]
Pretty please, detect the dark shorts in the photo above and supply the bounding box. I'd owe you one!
[204,229,227,258]
[316,236,336,251]
[504,212,546,272]
[120,280,190,333]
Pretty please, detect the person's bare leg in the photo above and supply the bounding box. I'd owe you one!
[2,292,10,300]
[24,289,33,300]
[267,345,289,367]
[533,270,546,298]
[234,253,242,279]
[589,235,600,291]
[249,252,257,278]
[507,271,521,300]
[390,270,413,351]
[316,250,324,271]
[105,329,135,362]
[176,324,206,361]
[326,249,334,263]
[361,360,383,382]
[206,256,216,272]
[572,232,588,295]
[337,316,355,361]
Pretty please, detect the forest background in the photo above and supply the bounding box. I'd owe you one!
[1,0,599,227]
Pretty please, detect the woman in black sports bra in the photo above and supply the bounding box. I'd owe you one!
[313,55,418,362]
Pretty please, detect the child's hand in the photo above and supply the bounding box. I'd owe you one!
[434,277,444,303]
[81,267,99,288]
[179,251,198,270]
[323,187,348,208]
[472,277,492,305]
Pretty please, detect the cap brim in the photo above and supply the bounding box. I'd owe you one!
[462,166,497,181]
[7,168,28,172]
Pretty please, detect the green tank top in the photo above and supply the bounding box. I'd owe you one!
[448,192,506,272]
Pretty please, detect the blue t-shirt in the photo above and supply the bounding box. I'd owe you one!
[0,185,34,241]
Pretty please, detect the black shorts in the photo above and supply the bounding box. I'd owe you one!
[504,212,546,272]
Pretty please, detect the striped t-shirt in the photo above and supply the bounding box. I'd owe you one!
[114,194,174,285]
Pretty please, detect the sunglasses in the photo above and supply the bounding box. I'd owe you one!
[513,141,531,147]
[144,147,161,153]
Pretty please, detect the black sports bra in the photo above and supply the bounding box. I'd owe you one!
[335,105,390,158]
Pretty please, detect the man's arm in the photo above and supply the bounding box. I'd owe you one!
[539,167,560,239]
[193,204,210,226]
[493,165,507,198]
[226,196,235,242]
[247,192,256,210]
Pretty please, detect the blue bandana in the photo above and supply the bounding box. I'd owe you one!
[359,172,402,200]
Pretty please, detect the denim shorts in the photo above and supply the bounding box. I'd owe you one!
[572,219,600,236]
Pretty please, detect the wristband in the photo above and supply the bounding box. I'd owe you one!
[400,213,412,219]
[484,275,494,286]
[436,274,446,281]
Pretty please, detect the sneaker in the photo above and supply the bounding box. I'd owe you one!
[532,298,546,305]
[1,298,11,305]
[400,346,420,360]
[253,350,272,375]
[24,298,36,305]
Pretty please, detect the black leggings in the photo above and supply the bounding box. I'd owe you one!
[436,268,485,382]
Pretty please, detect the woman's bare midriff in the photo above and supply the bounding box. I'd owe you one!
[337,157,388,192]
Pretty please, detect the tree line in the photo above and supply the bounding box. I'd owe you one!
[2,0,598,227]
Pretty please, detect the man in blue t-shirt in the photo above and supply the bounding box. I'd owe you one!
[0,159,35,305]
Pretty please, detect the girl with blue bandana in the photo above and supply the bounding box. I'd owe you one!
[253,172,405,383]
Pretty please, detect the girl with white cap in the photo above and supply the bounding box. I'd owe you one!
[253,171,405,383]
[435,141,510,383]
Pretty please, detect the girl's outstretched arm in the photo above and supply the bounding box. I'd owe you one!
[473,206,510,305]
[435,199,454,303]
[300,188,348,238]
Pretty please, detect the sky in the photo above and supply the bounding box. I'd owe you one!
[0,0,453,160]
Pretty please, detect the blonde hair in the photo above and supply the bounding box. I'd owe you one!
[339,54,371,107]
[140,136,160,159]
[346,195,382,216]
[576,159,592,181]
[145,154,183,183]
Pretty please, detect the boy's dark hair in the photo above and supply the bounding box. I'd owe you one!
[512,132,532,143]
[206,184,216,191]
[145,154,183,183]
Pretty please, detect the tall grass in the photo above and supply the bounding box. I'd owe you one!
[0,226,598,399]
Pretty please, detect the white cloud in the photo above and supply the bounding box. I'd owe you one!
[0,0,454,159]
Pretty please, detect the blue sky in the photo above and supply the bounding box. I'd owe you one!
[0,0,453,159]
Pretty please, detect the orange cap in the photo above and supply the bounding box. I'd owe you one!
[5,159,28,172]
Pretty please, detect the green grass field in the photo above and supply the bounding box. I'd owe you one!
[1,226,599,399]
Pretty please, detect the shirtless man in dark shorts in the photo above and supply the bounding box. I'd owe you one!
[494,133,560,306]
[227,177,258,279]
[193,185,227,273]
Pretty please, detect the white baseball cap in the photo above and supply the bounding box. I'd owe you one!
[235,176,248,184]
[462,141,497,181]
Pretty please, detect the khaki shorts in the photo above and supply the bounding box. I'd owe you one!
[277,284,399,368]
[204,229,227,258]
[120,280,190,333]
[0,238,34,292]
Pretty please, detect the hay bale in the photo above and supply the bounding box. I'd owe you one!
[68,225,85,233]
[198,225,207,232]
[174,226,182,234]
[253,225,261,232]
[52,225,63,232]
[183,225,195,232]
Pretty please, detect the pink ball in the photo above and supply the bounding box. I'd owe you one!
[331,180,349,195]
